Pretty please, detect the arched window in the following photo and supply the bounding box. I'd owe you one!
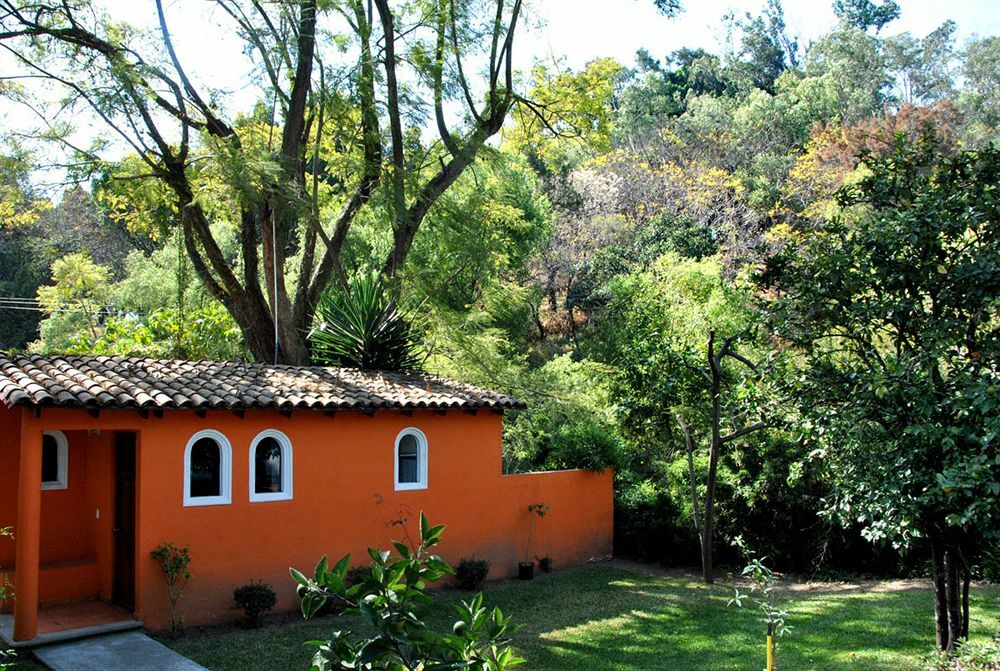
[41,430,68,491]
[183,430,232,507]
[249,430,293,503]
[394,428,427,491]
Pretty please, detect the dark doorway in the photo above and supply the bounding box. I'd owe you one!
[112,432,137,610]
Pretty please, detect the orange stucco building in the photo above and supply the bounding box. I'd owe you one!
[0,356,613,644]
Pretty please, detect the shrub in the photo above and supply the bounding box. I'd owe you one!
[292,513,523,670]
[923,635,1000,670]
[233,580,277,628]
[614,476,697,563]
[150,542,191,634]
[455,558,491,591]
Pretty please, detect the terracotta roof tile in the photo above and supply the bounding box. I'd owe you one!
[0,355,525,413]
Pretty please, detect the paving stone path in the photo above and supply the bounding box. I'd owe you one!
[32,630,209,671]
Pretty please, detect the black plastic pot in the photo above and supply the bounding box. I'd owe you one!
[518,561,535,580]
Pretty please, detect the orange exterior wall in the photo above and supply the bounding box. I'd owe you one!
[1,405,613,631]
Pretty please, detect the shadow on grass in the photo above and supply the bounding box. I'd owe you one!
[165,563,1000,671]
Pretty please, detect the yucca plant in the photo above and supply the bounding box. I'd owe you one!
[309,272,424,371]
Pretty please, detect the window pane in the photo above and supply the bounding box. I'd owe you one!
[398,434,419,483]
[41,434,58,483]
[190,437,221,497]
[254,437,283,493]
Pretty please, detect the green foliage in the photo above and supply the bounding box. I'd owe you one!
[233,581,277,628]
[26,227,246,360]
[763,136,1000,552]
[592,254,757,437]
[505,59,625,165]
[425,305,622,474]
[922,635,1000,671]
[832,0,900,33]
[310,272,423,371]
[291,513,523,671]
[762,135,999,647]
[728,538,792,640]
[151,542,192,634]
[405,153,552,314]
[455,558,491,592]
[614,476,698,563]
[960,36,1000,139]
[85,306,246,361]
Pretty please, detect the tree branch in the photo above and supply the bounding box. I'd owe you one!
[720,421,766,444]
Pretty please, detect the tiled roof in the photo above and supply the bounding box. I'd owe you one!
[0,355,525,412]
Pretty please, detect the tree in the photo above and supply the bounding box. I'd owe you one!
[652,0,682,17]
[0,146,48,350]
[673,330,769,583]
[35,252,111,347]
[761,136,999,651]
[595,255,774,583]
[960,36,1000,134]
[832,0,900,33]
[885,22,957,105]
[0,0,529,364]
[726,0,799,94]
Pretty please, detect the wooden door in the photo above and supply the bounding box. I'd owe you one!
[113,432,137,609]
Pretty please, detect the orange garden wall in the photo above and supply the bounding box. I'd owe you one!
[0,404,613,630]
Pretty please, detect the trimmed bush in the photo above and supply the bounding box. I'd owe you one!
[455,558,491,591]
[233,580,277,628]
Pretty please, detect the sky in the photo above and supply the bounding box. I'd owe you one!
[523,0,1000,71]
[122,0,1000,102]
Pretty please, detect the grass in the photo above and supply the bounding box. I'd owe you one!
[154,562,1000,671]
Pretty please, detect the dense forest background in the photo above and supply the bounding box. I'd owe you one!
[1,0,998,579]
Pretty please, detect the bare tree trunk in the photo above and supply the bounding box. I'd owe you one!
[961,567,970,641]
[674,330,765,585]
[701,333,725,584]
[930,532,950,650]
[945,546,963,652]
[675,413,706,577]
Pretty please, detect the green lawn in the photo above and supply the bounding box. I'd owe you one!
[160,563,1000,671]
[79,563,1000,670]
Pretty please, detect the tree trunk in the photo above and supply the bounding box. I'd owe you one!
[930,533,950,650]
[961,566,970,641]
[676,413,707,580]
[945,546,963,652]
[700,333,725,584]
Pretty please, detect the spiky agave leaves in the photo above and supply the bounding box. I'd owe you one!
[309,272,424,371]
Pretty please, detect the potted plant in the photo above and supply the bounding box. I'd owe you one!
[519,503,550,580]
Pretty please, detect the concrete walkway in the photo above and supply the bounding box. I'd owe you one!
[33,630,209,671]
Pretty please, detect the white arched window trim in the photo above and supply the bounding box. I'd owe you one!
[183,429,232,507]
[394,427,428,492]
[41,430,68,491]
[248,429,293,503]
